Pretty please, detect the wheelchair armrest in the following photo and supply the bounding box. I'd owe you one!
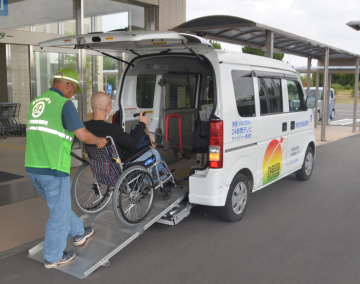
[122,145,152,164]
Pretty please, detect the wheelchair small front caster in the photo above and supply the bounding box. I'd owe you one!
[161,185,172,200]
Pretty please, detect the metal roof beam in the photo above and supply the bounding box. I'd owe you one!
[231,29,262,39]
[246,34,266,42]
[216,29,232,36]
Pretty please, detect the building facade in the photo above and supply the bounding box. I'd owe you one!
[0,0,186,123]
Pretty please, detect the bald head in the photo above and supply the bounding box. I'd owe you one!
[91,92,112,121]
[91,92,111,111]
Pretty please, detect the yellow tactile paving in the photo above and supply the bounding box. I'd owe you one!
[0,143,26,151]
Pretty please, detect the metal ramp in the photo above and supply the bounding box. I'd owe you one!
[28,186,189,279]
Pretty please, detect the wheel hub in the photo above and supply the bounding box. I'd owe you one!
[129,191,140,203]
[232,182,247,215]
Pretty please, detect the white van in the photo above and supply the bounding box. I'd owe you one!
[40,31,316,222]
[304,87,336,121]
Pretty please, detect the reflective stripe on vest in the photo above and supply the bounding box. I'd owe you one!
[26,126,73,142]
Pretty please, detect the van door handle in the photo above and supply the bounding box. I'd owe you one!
[291,121,295,130]
[282,122,287,132]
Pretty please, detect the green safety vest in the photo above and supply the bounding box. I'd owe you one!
[25,90,75,174]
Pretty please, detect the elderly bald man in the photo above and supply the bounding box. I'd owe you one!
[84,92,169,183]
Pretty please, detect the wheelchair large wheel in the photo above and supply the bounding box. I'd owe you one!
[112,165,155,227]
[72,162,113,215]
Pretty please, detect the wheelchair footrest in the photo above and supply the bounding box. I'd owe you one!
[156,202,193,226]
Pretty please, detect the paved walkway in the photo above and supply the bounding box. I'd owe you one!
[0,125,359,256]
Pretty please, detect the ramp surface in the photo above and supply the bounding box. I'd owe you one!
[28,186,188,279]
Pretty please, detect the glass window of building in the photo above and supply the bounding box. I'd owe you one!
[1,0,76,35]
[34,52,78,108]
[84,0,155,32]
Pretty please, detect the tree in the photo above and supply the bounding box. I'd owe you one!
[209,40,223,50]
[242,46,284,61]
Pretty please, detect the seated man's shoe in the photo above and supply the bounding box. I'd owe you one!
[44,250,76,269]
[73,226,94,246]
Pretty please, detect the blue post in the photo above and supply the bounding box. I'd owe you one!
[328,92,331,125]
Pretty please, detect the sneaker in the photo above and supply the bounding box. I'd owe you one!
[44,250,76,269]
[73,226,94,246]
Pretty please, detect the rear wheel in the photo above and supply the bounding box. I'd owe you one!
[218,173,249,222]
[296,147,314,181]
[113,165,154,227]
[71,162,113,214]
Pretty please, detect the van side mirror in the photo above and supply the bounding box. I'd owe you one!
[305,96,316,109]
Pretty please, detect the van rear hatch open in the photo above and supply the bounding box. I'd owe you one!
[39,31,213,56]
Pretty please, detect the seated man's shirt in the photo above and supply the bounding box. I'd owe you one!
[84,120,146,159]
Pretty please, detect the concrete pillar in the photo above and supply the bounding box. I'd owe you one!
[354,57,359,132]
[314,73,319,128]
[321,48,329,141]
[266,31,274,59]
[76,0,87,122]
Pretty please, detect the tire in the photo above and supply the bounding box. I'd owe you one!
[112,165,155,227]
[317,110,321,122]
[218,173,249,222]
[296,147,314,181]
[330,109,335,119]
[71,162,113,215]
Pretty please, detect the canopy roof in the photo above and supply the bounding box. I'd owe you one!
[295,66,359,74]
[171,15,360,61]
[347,20,360,31]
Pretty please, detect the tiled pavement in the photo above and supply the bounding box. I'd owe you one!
[0,125,359,256]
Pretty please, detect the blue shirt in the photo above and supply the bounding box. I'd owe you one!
[26,88,85,177]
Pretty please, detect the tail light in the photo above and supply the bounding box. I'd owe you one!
[209,120,223,168]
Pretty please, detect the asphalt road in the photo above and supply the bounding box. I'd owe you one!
[2,134,360,284]
[327,103,360,127]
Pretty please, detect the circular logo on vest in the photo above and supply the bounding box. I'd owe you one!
[32,101,45,118]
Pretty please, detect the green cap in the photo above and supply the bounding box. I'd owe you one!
[53,68,83,93]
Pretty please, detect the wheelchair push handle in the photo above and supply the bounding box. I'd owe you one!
[133,112,146,118]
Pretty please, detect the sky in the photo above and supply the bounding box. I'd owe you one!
[186,0,360,68]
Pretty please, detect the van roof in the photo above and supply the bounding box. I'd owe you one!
[216,50,297,74]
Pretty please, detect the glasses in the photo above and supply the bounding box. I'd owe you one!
[66,82,77,91]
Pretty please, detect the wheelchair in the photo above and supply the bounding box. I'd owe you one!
[71,136,175,227]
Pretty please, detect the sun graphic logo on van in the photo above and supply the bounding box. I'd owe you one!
[259,138,286,186]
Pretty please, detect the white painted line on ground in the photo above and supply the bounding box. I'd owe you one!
[341,120,360,125]
[330,118,360,126]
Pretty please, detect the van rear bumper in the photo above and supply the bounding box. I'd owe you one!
[188,168,227,206]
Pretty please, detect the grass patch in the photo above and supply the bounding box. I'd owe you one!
[335,90,360,104]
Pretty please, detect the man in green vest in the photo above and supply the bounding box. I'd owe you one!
[25,68,107,269]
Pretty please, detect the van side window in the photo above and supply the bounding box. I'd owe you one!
[165,74,197,109]
[231,70,255,117]
[287,80,305,112]
[258,78,283,115]
[136,74,156,108]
